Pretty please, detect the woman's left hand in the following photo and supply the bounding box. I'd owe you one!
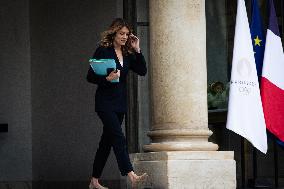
[130,34,141,53]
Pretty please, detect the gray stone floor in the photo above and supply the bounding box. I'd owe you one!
[0,181,283,189]
[0,181,122,189]
[0,182,32,189]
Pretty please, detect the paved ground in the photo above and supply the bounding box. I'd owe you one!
[0,182,284,189]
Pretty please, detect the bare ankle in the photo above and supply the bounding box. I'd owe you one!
[91,177,99,185]
[127,171,135,178]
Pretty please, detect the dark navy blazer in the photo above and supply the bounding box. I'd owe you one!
[87,46,147,112]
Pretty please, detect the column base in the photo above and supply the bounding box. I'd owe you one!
[128,151,236,189]
[144,129,219,151]
[143,141,218,152]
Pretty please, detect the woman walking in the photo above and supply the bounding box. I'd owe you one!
[87,18,148,189]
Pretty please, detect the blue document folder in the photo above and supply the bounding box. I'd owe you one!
[89,59,119,83]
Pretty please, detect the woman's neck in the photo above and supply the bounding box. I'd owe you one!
[113,42,121,51]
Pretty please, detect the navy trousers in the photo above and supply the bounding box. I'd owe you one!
[92,111,133,178]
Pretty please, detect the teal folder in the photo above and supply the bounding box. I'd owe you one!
[89,59,119,83]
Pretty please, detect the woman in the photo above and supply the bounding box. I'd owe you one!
[87,18,147,189]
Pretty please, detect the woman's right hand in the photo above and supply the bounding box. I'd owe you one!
[106,70,120,81]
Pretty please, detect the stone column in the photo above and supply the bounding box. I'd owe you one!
[143,0,217,152]
[128,1,236,188]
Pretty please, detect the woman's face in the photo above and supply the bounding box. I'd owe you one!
[113,26,130,47]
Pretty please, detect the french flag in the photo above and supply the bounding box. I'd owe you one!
[261,0,284,143]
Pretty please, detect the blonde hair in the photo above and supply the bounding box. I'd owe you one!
[100,18,133,55]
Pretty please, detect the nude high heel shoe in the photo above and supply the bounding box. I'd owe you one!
[131,173,148,188]
[89,183,109,189]
[89,179,109,189]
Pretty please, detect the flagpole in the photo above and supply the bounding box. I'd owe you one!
[273,140,279,187]
[252,147,257,186]
[241,137,246,187]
